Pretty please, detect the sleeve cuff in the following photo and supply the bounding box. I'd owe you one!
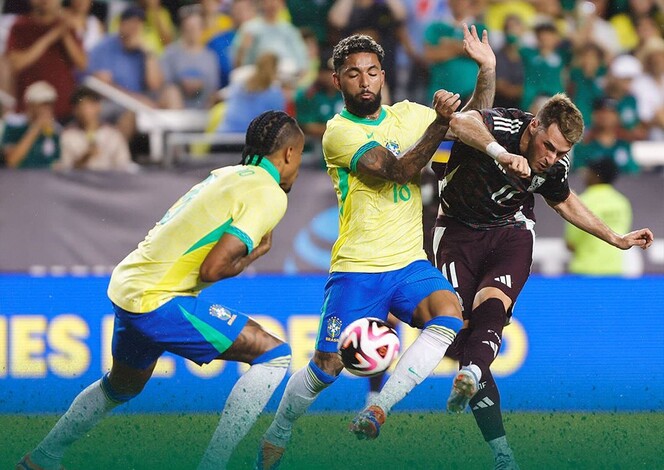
[350,141,382,173]
[226,225,254,254]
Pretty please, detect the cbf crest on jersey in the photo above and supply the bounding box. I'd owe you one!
[326,316,342,341]
[385,141,400,156]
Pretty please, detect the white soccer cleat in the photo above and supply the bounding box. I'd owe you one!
[446,367,479,413]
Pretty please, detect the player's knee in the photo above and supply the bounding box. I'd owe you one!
[250,342,292,369]
[470,298,507,328]
[101,372,141,404]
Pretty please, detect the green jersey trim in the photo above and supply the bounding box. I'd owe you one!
[227,225,254,254]
[179,305,233,353]
[350,141,381,172]
[337,167,351,215]
[246,155,281,184]
[340,107,387,126]
[183,219,233,255]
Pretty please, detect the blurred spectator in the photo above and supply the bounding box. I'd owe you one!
[54,86,136,172]
[423,0,487,103]
[200,0,234,44]
[632,36,664,139]
[604,54,648,140]
[1,81,60,169]
[109,0,175,55]
[494,14,525,109]
[394,0,448,104]
[520,21,570,111]
[87,6,164,141]
[565,158,633,275]
[232,0,309,87]
[633,14,664,53]
[5,0,87,122]
[571,0,624,58]
[205,0,256,89]
[573,98,639,173]
[286,0,335,47]
[483,0,536,40]
[610,0,664,52]
[63,0,104,52]
[329,0,412,98]
[215,52,285,133]
[567,42,606,126]
[160,5,220,109]
[294,50,343,140]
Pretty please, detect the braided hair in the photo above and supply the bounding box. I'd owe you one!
[332,34,384,73]
[241,110,300,165]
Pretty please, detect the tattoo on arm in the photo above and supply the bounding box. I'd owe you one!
[463,66,496,112]
[356,121,448,184]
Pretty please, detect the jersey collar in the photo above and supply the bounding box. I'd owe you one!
[246,155,281,184]
[340,106,387,126]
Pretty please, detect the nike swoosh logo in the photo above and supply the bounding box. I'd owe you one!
[366,132,374,139]
[408,367,423,379]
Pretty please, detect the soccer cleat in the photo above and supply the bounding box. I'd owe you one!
[16,454,65,470]
[446,368,479,413]
[254,440,285,470]
[494,452,520,470]
[349,405,386,440]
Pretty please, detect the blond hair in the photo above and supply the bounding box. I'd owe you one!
[536,93,584,144]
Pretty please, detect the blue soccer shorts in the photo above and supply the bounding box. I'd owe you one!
[315,259,455,353]
[111,296,249,369]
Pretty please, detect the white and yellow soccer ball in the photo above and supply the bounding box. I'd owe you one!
[337,317,400,377]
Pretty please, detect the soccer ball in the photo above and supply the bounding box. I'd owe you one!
[337,317,400,377]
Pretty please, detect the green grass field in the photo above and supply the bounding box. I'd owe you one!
[3,412,662,469]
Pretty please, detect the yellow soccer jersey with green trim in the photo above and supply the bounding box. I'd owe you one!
[107,158,287,313]
[322,101,438,272]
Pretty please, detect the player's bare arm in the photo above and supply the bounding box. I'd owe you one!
[448,110,531,178]
[548,192,654,250]
[356,90,461,184]
[200,232,272,282]
[461,24,496,112]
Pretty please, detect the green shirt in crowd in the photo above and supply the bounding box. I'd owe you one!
[572,139,639,174]
[1,120,60,169]
[424,21,487,102]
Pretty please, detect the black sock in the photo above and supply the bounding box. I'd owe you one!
[463,298,507,442]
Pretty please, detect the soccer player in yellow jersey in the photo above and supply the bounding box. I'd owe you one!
[17,111,304,470]
[257,28,497,468]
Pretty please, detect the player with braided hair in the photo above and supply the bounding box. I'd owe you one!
[17,111,304,470]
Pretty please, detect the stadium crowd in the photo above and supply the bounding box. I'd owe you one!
[1,0,664,174]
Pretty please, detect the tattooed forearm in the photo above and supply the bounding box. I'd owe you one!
[463,65,496,112]
[357,121,448,184]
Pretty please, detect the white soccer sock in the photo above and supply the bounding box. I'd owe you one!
[31,378,119,470]
[262,365,329,448]
[197,362,288,470]
[372,325,455,414]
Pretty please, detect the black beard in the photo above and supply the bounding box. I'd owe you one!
[344,91,382,117]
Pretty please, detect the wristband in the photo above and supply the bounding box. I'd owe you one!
[485,141,507,160]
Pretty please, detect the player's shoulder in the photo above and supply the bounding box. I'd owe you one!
[388,100,431,116]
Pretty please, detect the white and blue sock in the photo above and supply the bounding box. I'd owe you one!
[198,343,291,470]
[262,359,336,448]
[372,315,462,414]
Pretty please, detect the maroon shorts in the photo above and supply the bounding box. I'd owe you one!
[432,216,534,319]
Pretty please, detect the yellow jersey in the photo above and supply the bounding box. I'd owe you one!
[322,101,437,273]
[108,159,287,313]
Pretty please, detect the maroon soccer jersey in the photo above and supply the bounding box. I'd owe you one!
[437,108,571,230]
[7,16,80,121]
